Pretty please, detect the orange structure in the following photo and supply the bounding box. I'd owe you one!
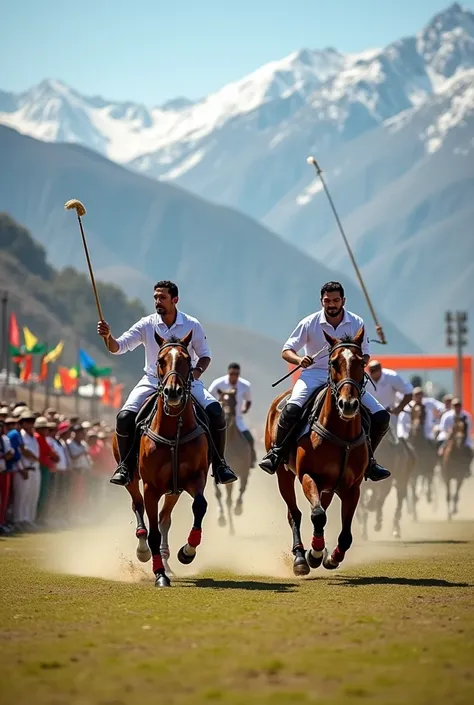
[289,355,473,415]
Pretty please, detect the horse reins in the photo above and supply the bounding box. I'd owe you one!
[327,342,367,405]
[157,340,193,417]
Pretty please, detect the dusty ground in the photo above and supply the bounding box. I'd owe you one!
[1,466,473,705]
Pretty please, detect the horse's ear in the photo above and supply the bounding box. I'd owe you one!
[353,326,365,348]
[154,332,166,347]
[323,330,338,349]
[181,330,193,348]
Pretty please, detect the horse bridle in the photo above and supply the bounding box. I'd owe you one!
[327,342,367,404]
[157,341,193,417]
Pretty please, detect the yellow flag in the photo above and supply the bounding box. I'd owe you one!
[53,373,62,391]
[44,341,64,364]
[23,326,38,352]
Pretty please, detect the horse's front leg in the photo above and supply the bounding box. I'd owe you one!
[225,483,235,536]
[126,476,151,563]
[277,466,308,576]
[159,494,179,576]
[324,483,361,570]
[214,483,226,527]
[177,473,208,566]
[143,484,169,587]
[234,466,250,517]
[301,472,329,571]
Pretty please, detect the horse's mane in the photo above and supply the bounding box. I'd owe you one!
[165,335,181,344]
[339,334,358,345]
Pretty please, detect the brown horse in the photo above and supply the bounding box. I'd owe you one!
[408,402,436,518]
[358,429,414,539]
[440,416,472,520]
[114,332,210,587]
[264,328,369,576]
[214,388,251,534]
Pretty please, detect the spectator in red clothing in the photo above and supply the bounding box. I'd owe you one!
[34,416,59,525]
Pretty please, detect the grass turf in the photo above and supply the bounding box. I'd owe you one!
[0,524,473,705]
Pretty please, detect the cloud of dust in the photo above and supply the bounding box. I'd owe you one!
[41,454,474,583]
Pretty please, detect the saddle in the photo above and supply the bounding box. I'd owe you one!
[278,384,371,444]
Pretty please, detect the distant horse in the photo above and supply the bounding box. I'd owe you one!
[214,388,251,534]
[358,426,414,539]
[408,402,436,519]
[264,328,369,576]
[114,332,210,588]
[440,416,472,520]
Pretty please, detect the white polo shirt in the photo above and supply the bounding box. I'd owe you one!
[397,398,444,440]
[369,369,413,409]
[438,409,472,447]
[208,375,252,418]
[112,310,211,378]
[282,308,370,371]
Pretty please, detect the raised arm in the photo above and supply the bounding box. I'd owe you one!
[98,318,145,354]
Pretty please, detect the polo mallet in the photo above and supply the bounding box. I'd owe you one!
[306,156,387,345]
[272,345,328,388]
[64,199,106,343]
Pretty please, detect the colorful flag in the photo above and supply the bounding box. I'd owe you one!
[112,383,124,409]
[53,373,62,391]
[79,348,111,377]
[9,313,21,355]
[20,355,33,382]
[69,365,79,380]
[102,378,112,406]
[39,357,48,382]
[58,367,77,395]
[44,341,64,364]
[22,326,46,354]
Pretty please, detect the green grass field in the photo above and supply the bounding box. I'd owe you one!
[1,523,473,705]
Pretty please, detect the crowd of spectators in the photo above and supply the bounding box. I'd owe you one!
[0,401,115,534]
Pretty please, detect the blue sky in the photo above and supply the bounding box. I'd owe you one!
[2,1,473,104]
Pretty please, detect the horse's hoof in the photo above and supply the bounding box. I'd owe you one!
[322,548,339,571]
[177,545,196,565]
[136,546,152,563]
[293,555,310,576]
[155,572,171,588]
[234,500,243,516]
[392,529,401,539]
[374,521,382,533]
[218,515,226,528]
[136,537,151,563]
[306,549,323,570]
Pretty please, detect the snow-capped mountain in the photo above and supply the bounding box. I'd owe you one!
[1,4,472,219]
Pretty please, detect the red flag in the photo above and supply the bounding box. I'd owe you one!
[102,378,112,406]
[58,367,76,395]
[112,383,124,409]
[9,312,21,350]
[20,355,33,382]
[39,357,48,382]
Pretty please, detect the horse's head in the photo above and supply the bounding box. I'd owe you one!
[218,388,238,424]
[323,327,366,421]
[154,330,193,414]
[410,403,425,436]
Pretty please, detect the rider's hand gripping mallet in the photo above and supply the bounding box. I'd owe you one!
[306,156,387,346]
[64,199,107,344]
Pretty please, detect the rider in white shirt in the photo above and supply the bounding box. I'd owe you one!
[98,280,237,487]
[437,398,473,450]
[397,387,445,441]
[209,363,256,466]
[259,282,391,481]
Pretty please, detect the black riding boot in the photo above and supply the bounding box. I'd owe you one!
[206,402,238,485]
[110,410,138,486]
[242,429,257,467]
[365,409,391,482]
[259,402,303,475]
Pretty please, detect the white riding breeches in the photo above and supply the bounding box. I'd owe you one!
[121,374,216,413]
[289,368,385,414]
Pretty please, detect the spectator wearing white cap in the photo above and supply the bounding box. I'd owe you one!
[16,410,41,529]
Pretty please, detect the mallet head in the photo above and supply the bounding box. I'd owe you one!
[64,199,86,217]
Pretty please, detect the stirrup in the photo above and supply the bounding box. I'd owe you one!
[214,463,238,485]
[110,462,133,486]
[259,448,282,475]
[365,459,391,482]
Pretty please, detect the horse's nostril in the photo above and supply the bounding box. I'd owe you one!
[338,398,345,409]
[176,386,183,397]
[163,388,169,397]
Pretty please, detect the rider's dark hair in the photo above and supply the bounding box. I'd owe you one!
[228,362,240,372]
[154,280,179,298]
[321,281,345,299]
